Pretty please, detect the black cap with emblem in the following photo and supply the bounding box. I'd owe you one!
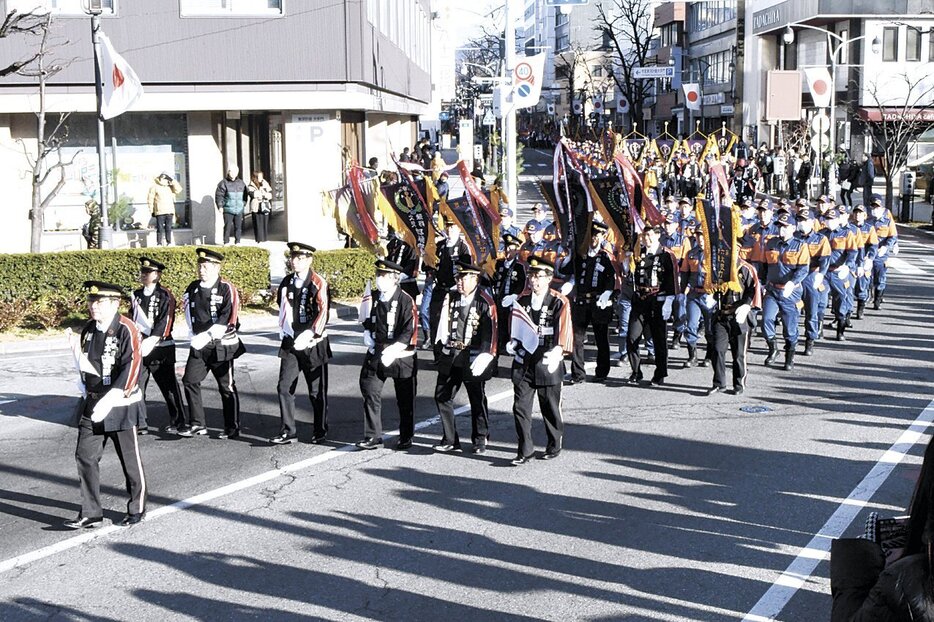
[195,247,225,264]
[375,259,405,274]
[287,241,317,257]
[83,281,125,299]
[138,257,166,272]
[526,255,555,275]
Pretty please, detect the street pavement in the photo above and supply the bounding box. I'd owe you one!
[0,147,933,620]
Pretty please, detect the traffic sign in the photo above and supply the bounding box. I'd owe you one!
[632,66,674,79]
[482,110,495,126]
[545,0,588,5]
[810,112,830,133]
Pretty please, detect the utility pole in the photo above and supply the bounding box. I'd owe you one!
[503,0,517,207]
[89,5,112,247]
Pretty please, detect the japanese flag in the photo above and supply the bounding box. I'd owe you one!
[510,306,540,355]
[804,67,832,109]
[358,280,371,323]
[682,83,701,111]
[99,32,143,120]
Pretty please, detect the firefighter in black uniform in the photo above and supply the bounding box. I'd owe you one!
[181,248,246,439]
[433,259,498,453]
[627,225,679,386]
[506,256,573,465]
[357,259,419,450]
[132,257,186,435]
[270,242,332,445]
[709,258,760,396]
[384,230,421,302]
[65,281,147,529]
[428,218,471,351]
[569,221,617,383]
[492,232,527,351]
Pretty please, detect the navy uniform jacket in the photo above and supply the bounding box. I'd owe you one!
[131,284,177,363]
[386,236,419,282]
[362,287,418,379]
[436,288,498,380]
[183,277,245,363]
[511,290,573,387]
[435,238,472,289]
[493,257,527,300]
[633,246,678,299]
[574,248,617,321]
[276,270,332,369]
[79,313,145,433]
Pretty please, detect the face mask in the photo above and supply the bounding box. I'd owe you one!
[376,274,395,292]
[872,207,884,219]
[797,222,812,235]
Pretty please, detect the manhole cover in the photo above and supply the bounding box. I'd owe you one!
[740,405,772,414]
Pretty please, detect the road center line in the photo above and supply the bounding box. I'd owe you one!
[742,397,934,621]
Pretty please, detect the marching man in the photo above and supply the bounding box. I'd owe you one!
[506,256,573,465]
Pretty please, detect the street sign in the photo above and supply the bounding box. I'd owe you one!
[545,0,589,5]
[482,110,495,126]
[811,112,830,133]
[632,66,674,79]
[720,104,735,115]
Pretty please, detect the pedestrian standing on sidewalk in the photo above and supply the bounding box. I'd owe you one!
[215,166,247,245]
[147,172,182,247]
[247,170,273,243]
[65,281,147,529]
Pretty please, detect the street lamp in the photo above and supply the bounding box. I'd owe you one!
[783,23,881,196]
[85,0,112,247]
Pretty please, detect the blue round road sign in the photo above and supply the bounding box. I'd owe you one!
[517,84,531,97]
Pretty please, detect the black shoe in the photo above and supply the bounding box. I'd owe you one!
[764,340,778,365]
[119,513,144,527]
[396,438,413,450]
[473,440,487,454]
[706,386,723,396]
[836,326,846,342]
[355,437,383,450]
[63,516,102,530]
[310,433,327,445]
[218,428,240,440]
[803,340,814,356]
[510,454,533,466]
[626,373,643,385]
[650,376,665,387]
[178,424,207,437]
[162,425,179,435]
[565,376,585,385]
[845,315,853,328]
[137,426,149,436]
[269,433,297,445]
[590,374,608,383]
[856,301,865,319]
[784,349,796,371]
[699,357,709,368]
[433,442,461,453]
[539,449,561,460]
[730,387,745,396]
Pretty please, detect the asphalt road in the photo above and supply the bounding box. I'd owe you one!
[0,149,932,621]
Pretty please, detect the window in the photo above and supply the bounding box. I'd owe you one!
[906,27,921,62]
[592,65,603,77]
[180,0,283,17]
[882,27,898,62]
[6,0,114,14]
[838,29,848,64]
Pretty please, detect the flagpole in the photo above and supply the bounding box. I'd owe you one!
[90,7,112,248]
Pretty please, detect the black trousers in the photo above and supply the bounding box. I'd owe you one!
[428,291,447,346]
[627,296,668,380]
[435,366,489,445]
[512,370,563,458]
[182,356,240,432]
[571,305,610,380]
[711,316,749,391]
[360,364,416,442]
[277,351,328,437]
[75,413,146,518]
[223,212,243,244]
[139,353,186,428]
[154,214,173,245]
[253,212,269,242]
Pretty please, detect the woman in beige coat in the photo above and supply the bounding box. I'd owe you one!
[247,171,273,243]
[147,172,182,246]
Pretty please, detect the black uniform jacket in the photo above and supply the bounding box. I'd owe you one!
[276,270,332,369]
[183,277,246,363]
[510,290,573,387]
[436,287,498,381]
[79,313,145,433]
[362,287,418,379]
[132,283,177,363]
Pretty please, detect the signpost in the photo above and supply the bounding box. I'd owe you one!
[632,66,675,79]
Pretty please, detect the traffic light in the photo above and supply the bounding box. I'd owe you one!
[902,171,915,196]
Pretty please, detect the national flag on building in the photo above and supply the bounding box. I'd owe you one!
[98,32,143,120]
[804,67,833,108]
[682,83,701,111]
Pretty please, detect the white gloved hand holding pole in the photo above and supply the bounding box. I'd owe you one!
[362,329,375,352]
[596,290,612,309]
[734,303,751,324]
[380,342,405,367]
[190,332,211,350]
[661,296,674,320]
[501,294,517,308]
[470,352,495,376]
[140,336,160,358]
[505,339,518,356]
[543,346,563,374]
[560,282,573,297]
[90,388,123,423]
[293,330,314,351]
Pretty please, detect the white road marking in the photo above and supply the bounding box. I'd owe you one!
[0,361,596,576]
[742,397,934,621]
[887,256,924,275]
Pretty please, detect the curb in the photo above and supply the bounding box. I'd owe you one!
[0,300,361,356]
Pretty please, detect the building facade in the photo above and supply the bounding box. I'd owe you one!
[0,0,432,253]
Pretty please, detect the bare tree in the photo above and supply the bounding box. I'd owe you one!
[10,11,76,252]
[0,10,41,76]
[555,46,615,135]
[594,0,655,133]
[860,71,934,211]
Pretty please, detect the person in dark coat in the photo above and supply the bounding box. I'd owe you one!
[215,166,247,245]
[65,281,147,529]
[859,153,876,209]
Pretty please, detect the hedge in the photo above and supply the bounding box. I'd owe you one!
[0,246,374,332]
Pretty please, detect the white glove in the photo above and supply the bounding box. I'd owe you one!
[856,267,865,278]
[207,324,227,339]
[90,388,123,423]
[782,281,795,299]
[702,294,717,310]
[661,296,674,320]
[76,379,87,397]
[140,336,160,358]
[505,339,518,355]
[470,352,495,376]
[813,273,824,289]
[560,282,573,296]
[380,342,405,367]
[501,294,517,308]
[293,330,314,351]
[836,265,850,279]
[542,346,563,374]
[878,246,887,257]
[734,303,751,324]
[190,332,211,350]
[596,291,612,309]
[362,329,375,350]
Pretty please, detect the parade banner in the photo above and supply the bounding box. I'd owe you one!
[441,196,496,275]
[347,166,381,245]
[655,138,678,165]
[322,185,380,255]
[684,137,707,159]
[700,135,720,161]
[695,164,740,294]
[622,136,646,163]
[615,153,665,228]
[379,181,439,268]
[713,127,738,158]
[588,174,635,252]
